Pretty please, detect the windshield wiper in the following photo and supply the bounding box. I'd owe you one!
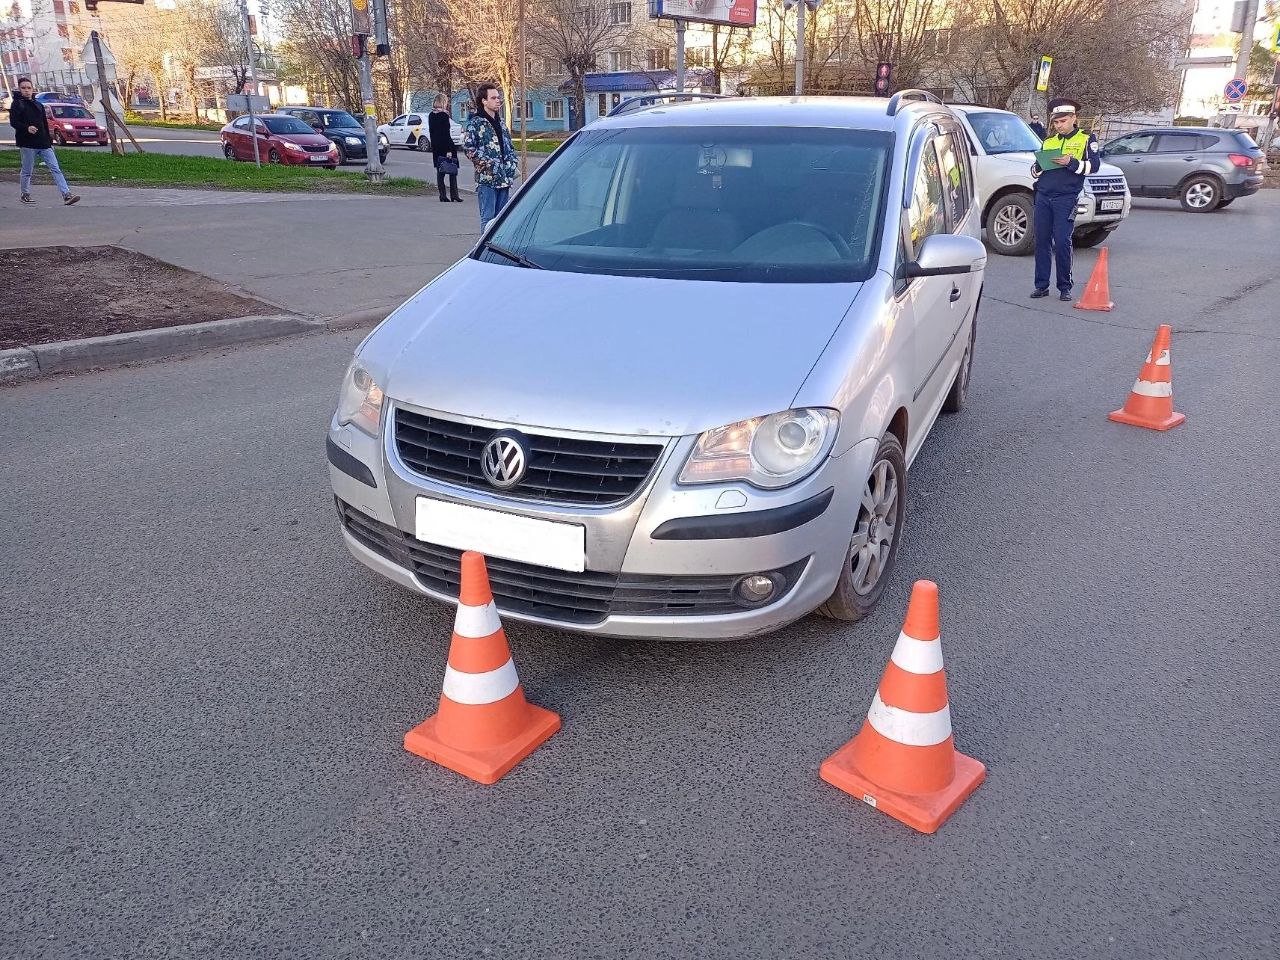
[482,241,543,269]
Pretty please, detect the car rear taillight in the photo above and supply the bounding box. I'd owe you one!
[1227,153,1256,168]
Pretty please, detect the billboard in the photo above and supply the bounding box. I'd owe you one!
[649,0,758,28]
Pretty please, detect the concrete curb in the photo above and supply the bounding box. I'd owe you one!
[1,309,390,385]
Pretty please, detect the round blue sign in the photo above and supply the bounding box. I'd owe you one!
[1224,78,1247,102]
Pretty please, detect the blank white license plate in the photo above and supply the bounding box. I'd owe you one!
[309,156,328,162]
[1100,199,1124,212]
[415,498,586,573]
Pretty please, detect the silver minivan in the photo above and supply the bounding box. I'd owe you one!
[328,94,986,639]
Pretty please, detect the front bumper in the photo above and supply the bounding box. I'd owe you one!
[1074,190,1131,228]
[327,407,877,639]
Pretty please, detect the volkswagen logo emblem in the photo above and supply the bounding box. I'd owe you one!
[480,432,528,489]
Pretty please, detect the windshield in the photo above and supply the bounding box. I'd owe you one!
[966,111,1043,154]
[322,112,362,129]
[481,126,891,283]
[51,106,91,119]
[261,116,316,135]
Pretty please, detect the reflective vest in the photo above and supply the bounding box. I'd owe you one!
[1041,127,1090,164]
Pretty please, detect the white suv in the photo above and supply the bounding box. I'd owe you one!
[949,104,1131,256]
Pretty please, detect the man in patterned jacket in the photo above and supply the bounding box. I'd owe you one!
[464,83,519,228]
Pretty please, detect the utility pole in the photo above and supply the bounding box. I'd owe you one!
[794,0,805,95]
[1225,0,1259,129]
[351,0,385,182]
[675,19,686,93]
[90,30,122,155]
[518,0,527,180]
[239,0,261,167]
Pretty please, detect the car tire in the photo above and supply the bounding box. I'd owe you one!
[223,143,236,160]
[1179,175,1221,212]
[416,136,432,152]
[942,317,976,415]
[268,149,282,164]
[379,149,390,164]
[333,143,347,165]
[53,131,65,146]
[1073,225,1109,248]
[817,432,907,623]
[985,192,1035,256]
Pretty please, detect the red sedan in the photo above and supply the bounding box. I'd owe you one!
[220,113,339,168]
[46,102,108,146]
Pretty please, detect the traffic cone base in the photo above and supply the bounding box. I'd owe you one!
[404,697,560,785]
[820,725,986,834]
[1107,407,1185,431]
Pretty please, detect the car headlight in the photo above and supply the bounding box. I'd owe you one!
[63,122,75,129]
[336,361,385,436]
[344,136,361,145]
[679,408,838,489]
[285,141,306,151]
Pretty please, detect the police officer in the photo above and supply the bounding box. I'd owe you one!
[1030,98,1100,301]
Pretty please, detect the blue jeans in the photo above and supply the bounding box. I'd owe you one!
[477,184,510,227]
[1033,190,1078,293]
[20,147,71,197]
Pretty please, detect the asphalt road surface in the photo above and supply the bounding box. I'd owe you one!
[1,124,548,191]
[3,194,1278,959]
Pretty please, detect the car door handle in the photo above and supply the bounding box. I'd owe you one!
[1183,157,1196,161]
[949,286,962,303]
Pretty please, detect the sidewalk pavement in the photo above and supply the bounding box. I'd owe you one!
[0,185,482,320]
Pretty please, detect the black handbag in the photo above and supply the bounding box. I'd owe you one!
[435,156,460,175]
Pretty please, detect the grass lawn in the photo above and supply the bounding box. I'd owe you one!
[517,139,565,153]
[0,149,425,195]
[124,114,225,133]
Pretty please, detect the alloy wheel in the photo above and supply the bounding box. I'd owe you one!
[850,458,900,596]
[1185,181,1215,209]
[992,203,1028,247]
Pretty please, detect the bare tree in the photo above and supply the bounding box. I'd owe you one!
[527,0,627,129]
[442,0,519,118]
[273,0,361,111]
[852,0,937,91]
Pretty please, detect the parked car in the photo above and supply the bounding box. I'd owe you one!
[274,106,389,165]
[948,104,1131,256]
[1100,126,1265,212]
[35,92,88,107]
[219,114,339,168]
[44,102,107,146]
[327,93,987,639]
[378,112,463,151]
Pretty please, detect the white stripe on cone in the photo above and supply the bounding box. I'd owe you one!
[889,631,944,675]
[1131,379,1173,398]
[866,692,952,747]
[453,601,502,639]
[442,658,519,705]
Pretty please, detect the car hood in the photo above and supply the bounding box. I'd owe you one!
[990,151,1125,179]
[328,128,366,140]
[373,259,861,438]
[278,133,333,147]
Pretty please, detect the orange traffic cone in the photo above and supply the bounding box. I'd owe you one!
[1108,324,1185,431]
[820,581,985,834]
[404,552,560,784]
[1074,247,1114,311]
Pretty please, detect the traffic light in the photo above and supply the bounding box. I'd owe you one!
[874,62,893,97]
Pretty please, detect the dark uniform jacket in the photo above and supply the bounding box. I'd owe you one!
[1031,126,1101,196]
[8,95,53,149]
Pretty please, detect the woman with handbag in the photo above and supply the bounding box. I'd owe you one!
[428,93,462,203]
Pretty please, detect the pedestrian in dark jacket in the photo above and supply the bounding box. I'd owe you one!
[428,93,462,203]
[1029,97,1101,300]
[8,77,80,205]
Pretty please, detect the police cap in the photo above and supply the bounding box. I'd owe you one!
[1047,97,1081,119]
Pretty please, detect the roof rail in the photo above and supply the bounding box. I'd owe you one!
[886,90,943,116]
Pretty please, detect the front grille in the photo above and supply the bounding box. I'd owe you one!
[393,408,666,507]
[1087,175,1126,195]
[337,500,805,625]
[303,143,330,153]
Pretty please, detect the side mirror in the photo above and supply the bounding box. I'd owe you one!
[904,234,987,279]
[313,125,324,134]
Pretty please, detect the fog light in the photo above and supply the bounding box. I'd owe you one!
[734,574,778,606]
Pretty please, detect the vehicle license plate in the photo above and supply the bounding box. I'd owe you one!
[415,497,586,573]
[1100,198,1123,212]
[309,155,328,162]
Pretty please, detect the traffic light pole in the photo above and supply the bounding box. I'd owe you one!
[351,0,385,183]
[1225,0,1258,129]
[794,2,805,96]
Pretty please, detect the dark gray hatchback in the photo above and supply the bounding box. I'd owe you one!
[1100,127,1265,212]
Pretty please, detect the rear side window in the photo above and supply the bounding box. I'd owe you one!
[1154,133,1204,153]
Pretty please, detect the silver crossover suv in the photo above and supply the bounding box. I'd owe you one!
[328,93,986,639]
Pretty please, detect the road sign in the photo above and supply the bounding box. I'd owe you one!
[1224,78,1247,102]
[1035,56,1053,93]
[1272,22,1280,53]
